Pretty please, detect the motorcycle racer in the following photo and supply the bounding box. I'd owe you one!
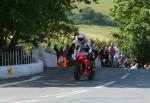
[73,33,95,80]
[75,32,92,54]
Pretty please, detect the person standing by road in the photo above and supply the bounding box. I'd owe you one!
[113,45,120,67]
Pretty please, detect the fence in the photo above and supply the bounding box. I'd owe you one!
[0,50,34,66]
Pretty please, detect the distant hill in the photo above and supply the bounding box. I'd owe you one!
[69,0,116,26]
[74,0,117,41]
[75,0,113,16]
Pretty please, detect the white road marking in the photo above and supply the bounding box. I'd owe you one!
[94,81,116,89]
[75,82,81,83]
[56,90,88,98]
[0,100,12,102]
[40,90,88,98]
[120,73,130,80]
[44,82,62,86]
[12,100,40,103]
[64,83,77,86]
[0,76,43,87]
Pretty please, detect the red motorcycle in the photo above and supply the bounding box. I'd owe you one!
[73,52,95,81]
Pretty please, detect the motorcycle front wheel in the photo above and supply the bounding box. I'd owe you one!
[74,66,81,81]
[88,69,95,80]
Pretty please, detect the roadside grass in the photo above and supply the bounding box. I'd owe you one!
[76,24,118,40]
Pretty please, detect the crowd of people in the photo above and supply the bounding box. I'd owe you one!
[52,33,150,70]
[53,43,150,70]
[53,44,75,68]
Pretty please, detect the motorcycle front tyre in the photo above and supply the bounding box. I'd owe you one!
[88,69,95,80]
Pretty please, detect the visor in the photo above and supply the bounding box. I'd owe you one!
[78,37,85,42]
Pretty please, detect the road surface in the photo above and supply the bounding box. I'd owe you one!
[0,68,150,103]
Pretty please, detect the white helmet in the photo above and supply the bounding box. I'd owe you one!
[78,32,85,42]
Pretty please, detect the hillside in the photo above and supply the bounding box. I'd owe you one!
[74,0,116,40]
[75,0,113,16]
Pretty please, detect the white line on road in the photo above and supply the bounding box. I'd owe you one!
[120,73,130,80]
[0,100,12,102]
[64,83,77,86]
[40,90,88,98]
[12,100,40,103]
[44,82,62,86]
[56,90,88,98]
[0,76,43,87]
[94,81,116,89]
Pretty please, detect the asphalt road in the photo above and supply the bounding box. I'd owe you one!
[0,67,150,103]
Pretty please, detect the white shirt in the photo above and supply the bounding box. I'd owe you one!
[114,47,119,58]
[131,66,138,69]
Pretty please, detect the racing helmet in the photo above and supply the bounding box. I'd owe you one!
[78,32,85,42]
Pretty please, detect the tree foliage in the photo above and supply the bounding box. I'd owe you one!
[0,0,98,50]
[111,0,150,65]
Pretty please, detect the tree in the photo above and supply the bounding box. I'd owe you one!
[111,0,150,65]
[0,0,98,50]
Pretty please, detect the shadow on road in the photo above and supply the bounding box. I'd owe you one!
[1,67,150,89]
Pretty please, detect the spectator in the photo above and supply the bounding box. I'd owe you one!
[57,48,68,68]
[99,46,105,62]
[65,44,70,57]
[99,46,109,67]
[113,45,120,67]
[143,64,148,69]
[68,43,76,66]
[108,44,115,67]
[54,44,59,58]
[103,47,109,66]
[130,63,135,68]
[144,63,150,69]
[147,63,150,69]
[93,47,99,60]
[118,52,126,68]
[131,63,139,69]
[64,44,70,66]
[123,58,130,68]
[68,43,75,57]
[58,47,64,57]
[118,56,122,68]
[95,55,101,69]
[102,58,107,67]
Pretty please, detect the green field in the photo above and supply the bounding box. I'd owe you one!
[76,24,118,40]
[75,0,117,41]
[75,0,114,16]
